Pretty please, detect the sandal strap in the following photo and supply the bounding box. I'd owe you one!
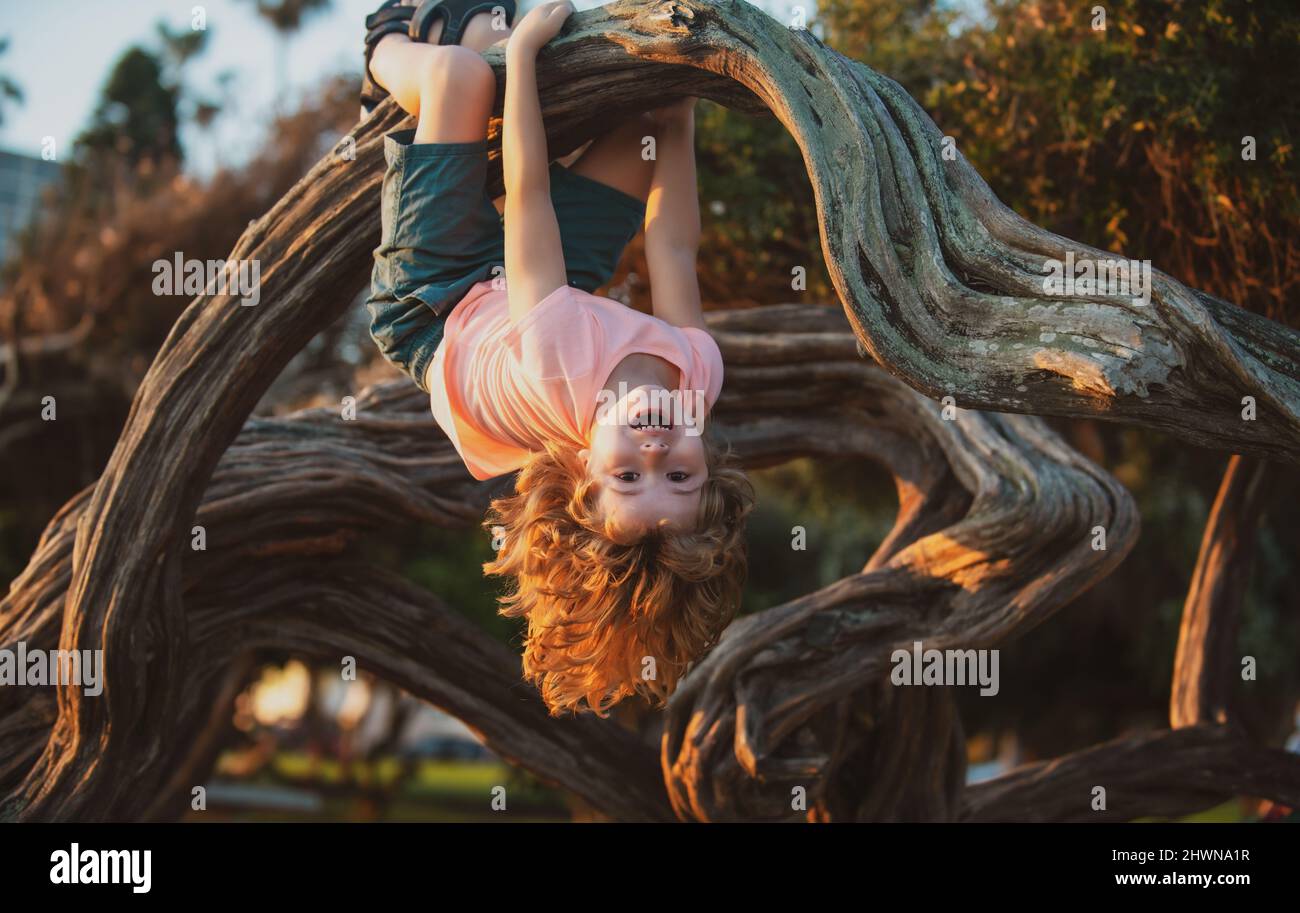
[365,0,415,55]
[362,1,414,115]
[361,0,519,115]
[409,0,517,46]
[360,80,386,113]
[365,18,411,56]
[408,0,446,44]
[365,0,413,32]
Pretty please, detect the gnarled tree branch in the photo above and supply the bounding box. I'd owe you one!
[1170,455,1273,729]
[3,0,1297,822]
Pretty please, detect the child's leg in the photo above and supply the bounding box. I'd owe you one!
[410,45,497,144]
[368,10,512,123]
[366,16,514,392]
[565,113,657,205]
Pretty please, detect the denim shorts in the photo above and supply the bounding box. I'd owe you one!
[367,128,648,393]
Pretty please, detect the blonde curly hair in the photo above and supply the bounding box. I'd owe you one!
[482,434,754,717]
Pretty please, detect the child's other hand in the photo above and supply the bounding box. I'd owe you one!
[508,1,575,60]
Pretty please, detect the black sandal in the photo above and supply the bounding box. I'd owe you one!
[361,0,415,116]
[361,0,518,117]
[411,0,518,46]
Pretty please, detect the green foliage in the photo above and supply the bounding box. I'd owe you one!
[696,0,1298,322]
[899,0,1296,321]
[817,0,969,89]
[57,17,213,202]
[364,523,524,646]
[740,458,897,613]
[695,99,835,305]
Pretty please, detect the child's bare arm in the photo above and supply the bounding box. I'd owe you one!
[644,98,706,331]
[503,1,573,324]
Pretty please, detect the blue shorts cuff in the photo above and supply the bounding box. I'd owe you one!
[385,129,491,163]
[549,162,647,218]
[407,318,447,395]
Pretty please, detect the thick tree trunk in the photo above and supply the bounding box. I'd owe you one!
[3,0,1297,821]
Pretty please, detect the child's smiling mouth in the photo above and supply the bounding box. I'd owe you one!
[630,415,674,432]
[629,403,675,432]
[626,388,677,432]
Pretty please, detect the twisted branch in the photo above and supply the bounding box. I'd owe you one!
[4,0,1297,821]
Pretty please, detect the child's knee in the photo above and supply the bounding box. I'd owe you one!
[418,45,496,106]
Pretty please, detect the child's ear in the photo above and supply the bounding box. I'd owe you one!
[578,447,591,466]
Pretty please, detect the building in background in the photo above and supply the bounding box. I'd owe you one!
[0,147,60,268]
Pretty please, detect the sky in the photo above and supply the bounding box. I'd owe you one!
[0,0,802,178]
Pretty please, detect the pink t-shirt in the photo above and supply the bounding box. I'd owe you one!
[426,282,724,481]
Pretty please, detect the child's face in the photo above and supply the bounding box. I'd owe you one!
[582,385,709,538]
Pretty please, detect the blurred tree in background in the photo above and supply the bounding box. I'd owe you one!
[0,17,358,582]
[0,37,24,127]
[71,48,184,183]
[238,0,334,106]
[914,0,1298,324]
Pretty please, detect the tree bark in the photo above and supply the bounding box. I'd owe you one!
[962,725,1300,823]
[1169,455,1272,729]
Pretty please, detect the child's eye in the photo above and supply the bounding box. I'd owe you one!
[616,472,640,482]
[667,472,689,482]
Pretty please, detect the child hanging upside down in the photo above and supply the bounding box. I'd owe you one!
[361,0,754,716]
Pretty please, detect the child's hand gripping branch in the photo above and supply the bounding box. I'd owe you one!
[643,97,705,331]
[503,0,575,323]
[361,0,752,717]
